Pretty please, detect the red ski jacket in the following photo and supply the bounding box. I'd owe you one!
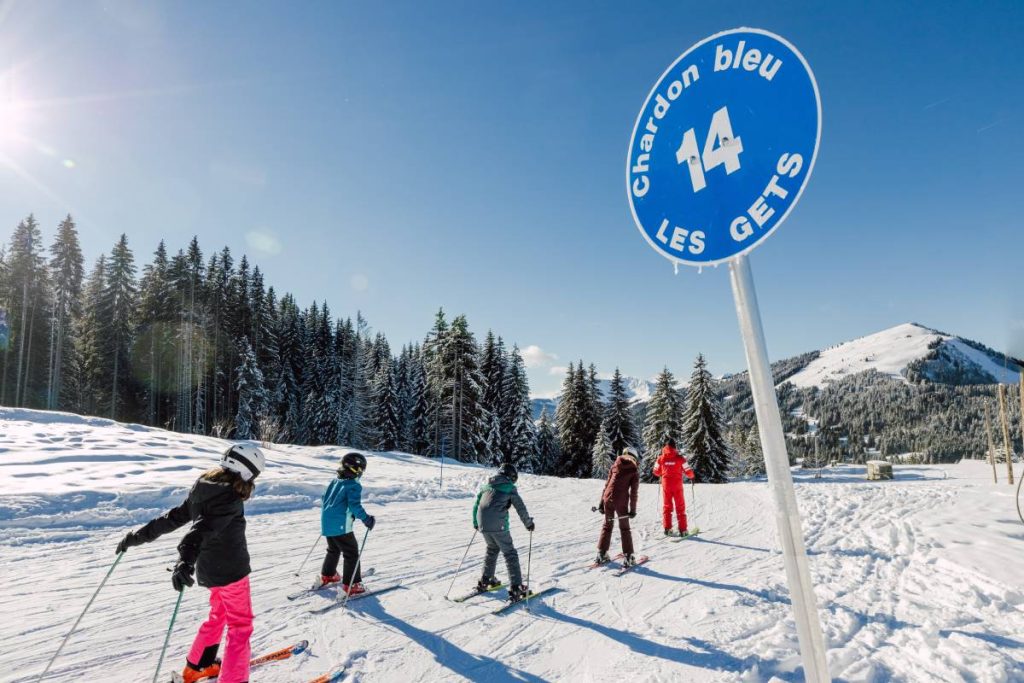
[653,445,695,487]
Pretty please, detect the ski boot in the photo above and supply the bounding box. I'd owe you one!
[313,572,341,589]
[622,553,636,568]
[678,528,689,538]
[181,661,220,683]
[509,584,529,602]
[343,582,366,596]
[664,528,676,537]
[476,576,501,592]
[594,551,611,565]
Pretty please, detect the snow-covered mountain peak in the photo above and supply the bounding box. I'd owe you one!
[785,322,1019,389]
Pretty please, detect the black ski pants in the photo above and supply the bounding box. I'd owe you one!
[321,532,362,584]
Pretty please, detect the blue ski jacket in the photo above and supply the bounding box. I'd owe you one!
[321,477,369,537]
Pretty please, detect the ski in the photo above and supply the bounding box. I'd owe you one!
[288,568,375,600]
[448,583,507,603]
[491,587,556,615]
[170,640,309,682]
[587,552,623,569]
[613,555,650,576]
[308,583,403,615]
[670,527,701,541]
[307,668,347,683]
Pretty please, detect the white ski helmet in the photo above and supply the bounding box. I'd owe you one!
[221,444,266,482]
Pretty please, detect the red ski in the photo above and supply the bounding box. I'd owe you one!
[169,640,308,682]
[587,552,624,569]
[613,555,649,576]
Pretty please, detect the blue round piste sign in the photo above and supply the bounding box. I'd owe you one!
[626,28,821,266]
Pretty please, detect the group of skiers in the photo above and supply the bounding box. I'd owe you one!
[111,437,696,683]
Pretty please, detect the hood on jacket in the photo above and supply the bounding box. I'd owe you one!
[487,473,517,491]
[615,454,639,470]
[661,445,682,459]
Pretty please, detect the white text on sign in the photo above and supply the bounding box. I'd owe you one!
[630,38,785,202]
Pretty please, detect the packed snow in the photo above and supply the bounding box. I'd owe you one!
[2,408,1023,682]
[785,322,1019,389]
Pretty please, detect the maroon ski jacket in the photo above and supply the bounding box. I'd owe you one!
[599,453,640,515]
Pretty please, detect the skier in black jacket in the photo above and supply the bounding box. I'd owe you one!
[115,444,266,683]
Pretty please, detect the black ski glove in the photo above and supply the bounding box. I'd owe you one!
[473,522,479,530]
[597,501,605,514]
[525,520,535,532]
[628,511,637,519]
[363,515,376,530]
[171,560,195,592]
[115,531,142,555]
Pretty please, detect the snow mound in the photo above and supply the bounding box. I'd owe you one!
[0,407,484,529]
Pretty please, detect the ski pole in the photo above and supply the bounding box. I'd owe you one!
[340,527,371,610]
[525,529,534,612]
[38,552,125,681]
[444,529,478,600]
[690,479,697,529]
[295,535,322,577]
[152,588,184,683]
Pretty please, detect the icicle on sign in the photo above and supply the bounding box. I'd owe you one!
[626,28,821,266]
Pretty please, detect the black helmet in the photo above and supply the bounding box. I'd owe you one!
[498,462,518,483]
[338,451,368,479]
[666,437,676,448]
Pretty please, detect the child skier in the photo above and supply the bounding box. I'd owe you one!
[472,463,534,601]
[653,438,695,536]
[114,444,266,683]
[315,450,376,596]
[595,446,640,566]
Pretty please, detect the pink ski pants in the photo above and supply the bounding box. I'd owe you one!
[187,575,253,683]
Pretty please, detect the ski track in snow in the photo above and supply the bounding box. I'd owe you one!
[1,410,1023,682]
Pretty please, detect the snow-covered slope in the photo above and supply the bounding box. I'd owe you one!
[785,322,1020,389]
[2,410,1024,682]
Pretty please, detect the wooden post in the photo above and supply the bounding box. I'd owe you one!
[984,401,998,483]
[997,384,1015,485]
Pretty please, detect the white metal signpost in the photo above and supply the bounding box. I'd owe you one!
[625,28,830,681]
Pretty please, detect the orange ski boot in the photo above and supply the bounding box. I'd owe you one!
[181,660,220,683]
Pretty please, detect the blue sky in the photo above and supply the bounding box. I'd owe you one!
[1,1,1022,395]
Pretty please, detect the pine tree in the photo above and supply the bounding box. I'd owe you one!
[480,331,507,457]
[47,215,84,410]
[443,315,488,462]
[682,354,731,483]
[76,255,108,415]
[234,337,267,440]
[104,235,137,421]
[536,408,561,476]
[503,345,537,468]
[405,349,432,455]
[604,368,636,456]
[373,356,402,451]
[641,367,684,483]
[556,362,595,477]
[422,309,450,457]
[2,215,51,408]
[591,417,614,479]
[743,423,765,477]
[135,241,174,425]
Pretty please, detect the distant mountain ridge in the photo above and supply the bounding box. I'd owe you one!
[534,322,1019,410]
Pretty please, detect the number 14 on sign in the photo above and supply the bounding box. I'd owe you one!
[676,106,743,193]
